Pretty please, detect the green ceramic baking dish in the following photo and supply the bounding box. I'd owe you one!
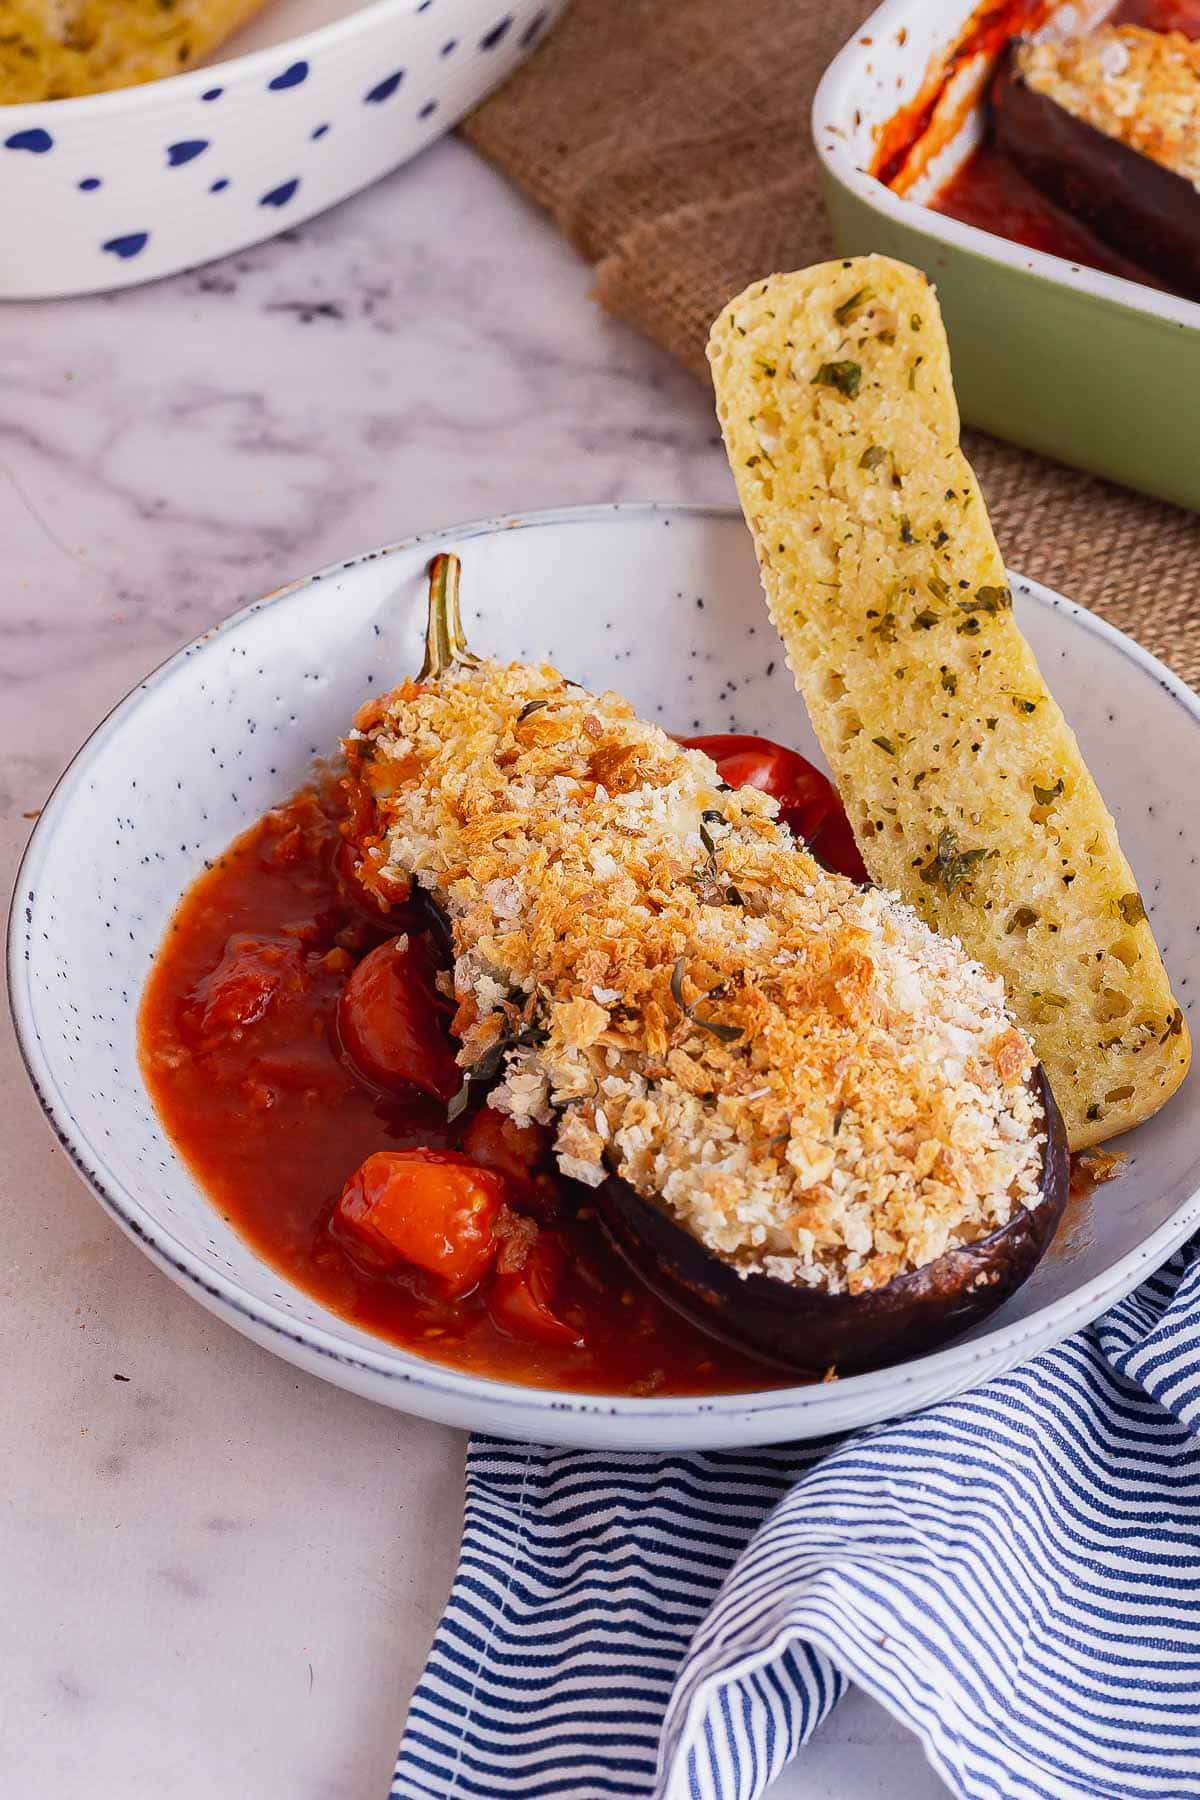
[812,0,1200,510]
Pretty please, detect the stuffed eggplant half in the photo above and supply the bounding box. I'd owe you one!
[341,557,1068,1377]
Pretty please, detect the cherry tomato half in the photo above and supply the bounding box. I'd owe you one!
[182,933,305,1046]
[681,732,868,883]
[461,1106,551,1185]
[488,1236,581,1347]
[461,1106,561,1221]
[335,1148,504,1296]
[332,839,413,922]
[682,733,835,839]
[336,934,462,1104]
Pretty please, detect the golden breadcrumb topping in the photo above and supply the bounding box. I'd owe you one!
[1018,26,1200,188]
[343,660,1045,1296]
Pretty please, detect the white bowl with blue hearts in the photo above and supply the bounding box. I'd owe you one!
[0,0,567,298]
[10,504,1200,1448]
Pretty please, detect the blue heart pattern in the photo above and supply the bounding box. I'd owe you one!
[5,128,53,153]
[365,69,404,103]
[102,232,150,260]
[259,178,300,209]
[267,60,309,91]
[167,139,209,166]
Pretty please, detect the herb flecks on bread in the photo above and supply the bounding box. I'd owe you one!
[708,253,1189,1149]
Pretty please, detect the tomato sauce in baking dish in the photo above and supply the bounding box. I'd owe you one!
[139,733,861,1396]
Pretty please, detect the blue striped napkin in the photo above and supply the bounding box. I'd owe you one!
[392,1239,1200,1800]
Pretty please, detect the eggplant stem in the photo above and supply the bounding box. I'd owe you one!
[419,553,482,680]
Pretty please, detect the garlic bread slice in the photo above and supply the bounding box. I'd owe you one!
[708,253,1189,1149]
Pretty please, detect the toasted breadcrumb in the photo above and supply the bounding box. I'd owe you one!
[1018,27,1200,188]
[343,660,1045,1296]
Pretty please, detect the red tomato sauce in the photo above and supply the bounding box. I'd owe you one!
[872,0,1056,191]
[1112,0,1200,30]
[139,738,863,1397]
[931,141,1154,277]
[927,2,1200,284]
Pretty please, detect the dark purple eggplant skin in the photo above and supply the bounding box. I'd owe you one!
[418,891,455,962]
[592,1066,1070,1377]
[994,50,1200,300]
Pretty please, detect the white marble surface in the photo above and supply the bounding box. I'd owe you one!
[0,136,947,1800]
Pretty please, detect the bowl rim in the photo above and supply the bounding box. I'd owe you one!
[10,499,1200,1425]
[0,0,495,123]
[811,0,1200,335]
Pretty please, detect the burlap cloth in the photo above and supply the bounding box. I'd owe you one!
[463,0,1200,685]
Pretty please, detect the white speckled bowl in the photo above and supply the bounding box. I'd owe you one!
[0,0,566,299]
[10,504,1200,1447]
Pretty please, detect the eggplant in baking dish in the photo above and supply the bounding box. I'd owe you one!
[342,556,1070,1378]
[995,27,1200,299]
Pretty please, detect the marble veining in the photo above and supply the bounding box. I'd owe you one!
[0,137,946,1799]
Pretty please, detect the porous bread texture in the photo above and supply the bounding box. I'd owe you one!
[1018,26,1200,190]
[0,0,270,100]
[344,658,1046,1298]
[708,253,1189,1150]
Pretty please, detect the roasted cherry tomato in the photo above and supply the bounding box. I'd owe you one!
[182,933,305,1045]
[488,1236,581,1347]
[681,731,868,883]
[683,732,835,838]
[462,1106,561,1221]
[1142,0,1200,33]
[335,1148,504,1295]
[336,934,462,1104]
[461,1107,552,1185]
[332,839,413,921]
